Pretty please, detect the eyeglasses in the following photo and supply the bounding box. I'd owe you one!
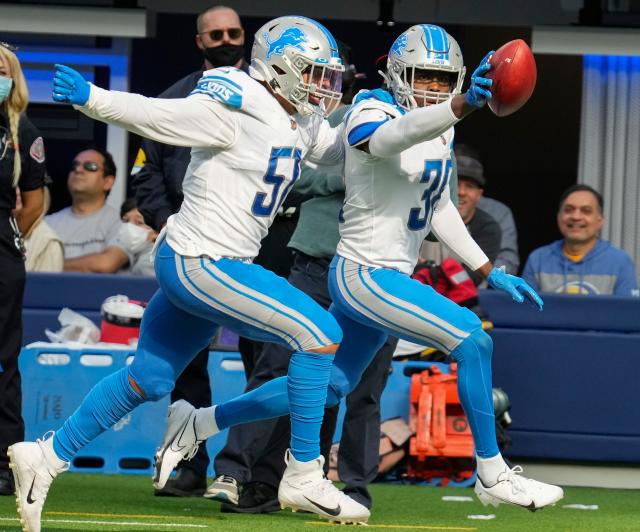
[199,27,243,41]
[0,42,19,53]
[71,160,101,172]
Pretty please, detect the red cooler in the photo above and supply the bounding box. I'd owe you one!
[100,296,146,344]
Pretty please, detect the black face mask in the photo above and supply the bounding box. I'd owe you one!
[203,44,245,68]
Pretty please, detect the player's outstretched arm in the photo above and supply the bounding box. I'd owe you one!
[52,64,237,149]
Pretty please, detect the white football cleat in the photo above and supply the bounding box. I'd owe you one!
[278,450,370,524]
[8,433,69,532]
[475,465,564,511]
[153,400,205,490]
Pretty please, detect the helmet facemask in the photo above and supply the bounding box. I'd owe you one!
[288,57,343,116]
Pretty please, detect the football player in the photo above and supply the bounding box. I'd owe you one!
[8,16,370,531]
[194,24,564,513]
[327,24,564,511]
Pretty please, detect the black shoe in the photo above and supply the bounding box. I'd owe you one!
[0,469,14,496]
[154,467,206,497]
[220,482,281,514]
[343,486,372,510]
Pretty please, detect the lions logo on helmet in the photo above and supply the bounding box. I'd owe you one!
[265,27,308,59]
[390,34,408,57]
[250,16,344,117]
[384,24,466,110]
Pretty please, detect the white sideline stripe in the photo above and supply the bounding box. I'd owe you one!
[0,517,208,528]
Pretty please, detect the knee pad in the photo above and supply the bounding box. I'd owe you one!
[452,328,493,365]
[129,367,174,402]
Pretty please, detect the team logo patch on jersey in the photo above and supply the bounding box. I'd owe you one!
[191,75,243,108]
[391,34,408,57]
[264,27,308,59]
[29,136,45,163]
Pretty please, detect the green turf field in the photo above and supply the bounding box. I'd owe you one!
[0,474,638,532]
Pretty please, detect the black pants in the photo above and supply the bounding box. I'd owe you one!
[215,253,398,501]
[0,240,26,471]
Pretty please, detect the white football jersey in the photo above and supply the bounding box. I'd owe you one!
[336,95,454,275]
[81,67,343,260]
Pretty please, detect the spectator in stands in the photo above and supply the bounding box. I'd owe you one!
[20,186,64,272]
[208,43,397,513]
[118,198,156,277]
[46,147,126,272]
[421,149,502,286]
[456,144,520,274]
[129,4,248,496]
[0,41,46,495]
[523,184,639,296]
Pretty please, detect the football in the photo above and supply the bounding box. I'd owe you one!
[486,39,537,117]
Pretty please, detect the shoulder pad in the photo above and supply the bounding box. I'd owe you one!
[344,100,398,147]
[190,67,245,108]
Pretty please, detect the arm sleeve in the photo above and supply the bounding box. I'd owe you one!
[430,189,489,272]
[306,119,345,166]
[130,140,174,230]
[368,100,460,158]
[77,85,239,148]
[614,255,640,296]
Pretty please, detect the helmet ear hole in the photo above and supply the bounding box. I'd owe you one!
[272,65,286,75]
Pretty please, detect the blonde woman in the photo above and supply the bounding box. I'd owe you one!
[0,41,46,495]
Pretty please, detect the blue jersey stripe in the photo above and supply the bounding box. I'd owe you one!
[347,118,389,146]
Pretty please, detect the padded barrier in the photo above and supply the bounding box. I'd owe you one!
[21,274,640,465]
[20,347,247,476]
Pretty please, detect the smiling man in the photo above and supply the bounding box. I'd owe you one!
[523,184,638,296]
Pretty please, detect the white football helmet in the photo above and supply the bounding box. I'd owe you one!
[251,16,344,116]
[384,24,466,110]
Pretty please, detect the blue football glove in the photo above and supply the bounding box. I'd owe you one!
[487,267,544,311]
[464,51,494,109]
[52,64,90,106]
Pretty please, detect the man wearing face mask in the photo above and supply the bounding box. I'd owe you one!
[129,4,247,497]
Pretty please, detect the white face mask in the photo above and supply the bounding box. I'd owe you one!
[0,75,12,103]
[118,222,153,255]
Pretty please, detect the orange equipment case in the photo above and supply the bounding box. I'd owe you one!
[406,363,475,484]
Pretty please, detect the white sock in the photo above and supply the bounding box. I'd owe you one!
[42,435,69,471]
[194,406,219,440]
[476,453,509,485]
